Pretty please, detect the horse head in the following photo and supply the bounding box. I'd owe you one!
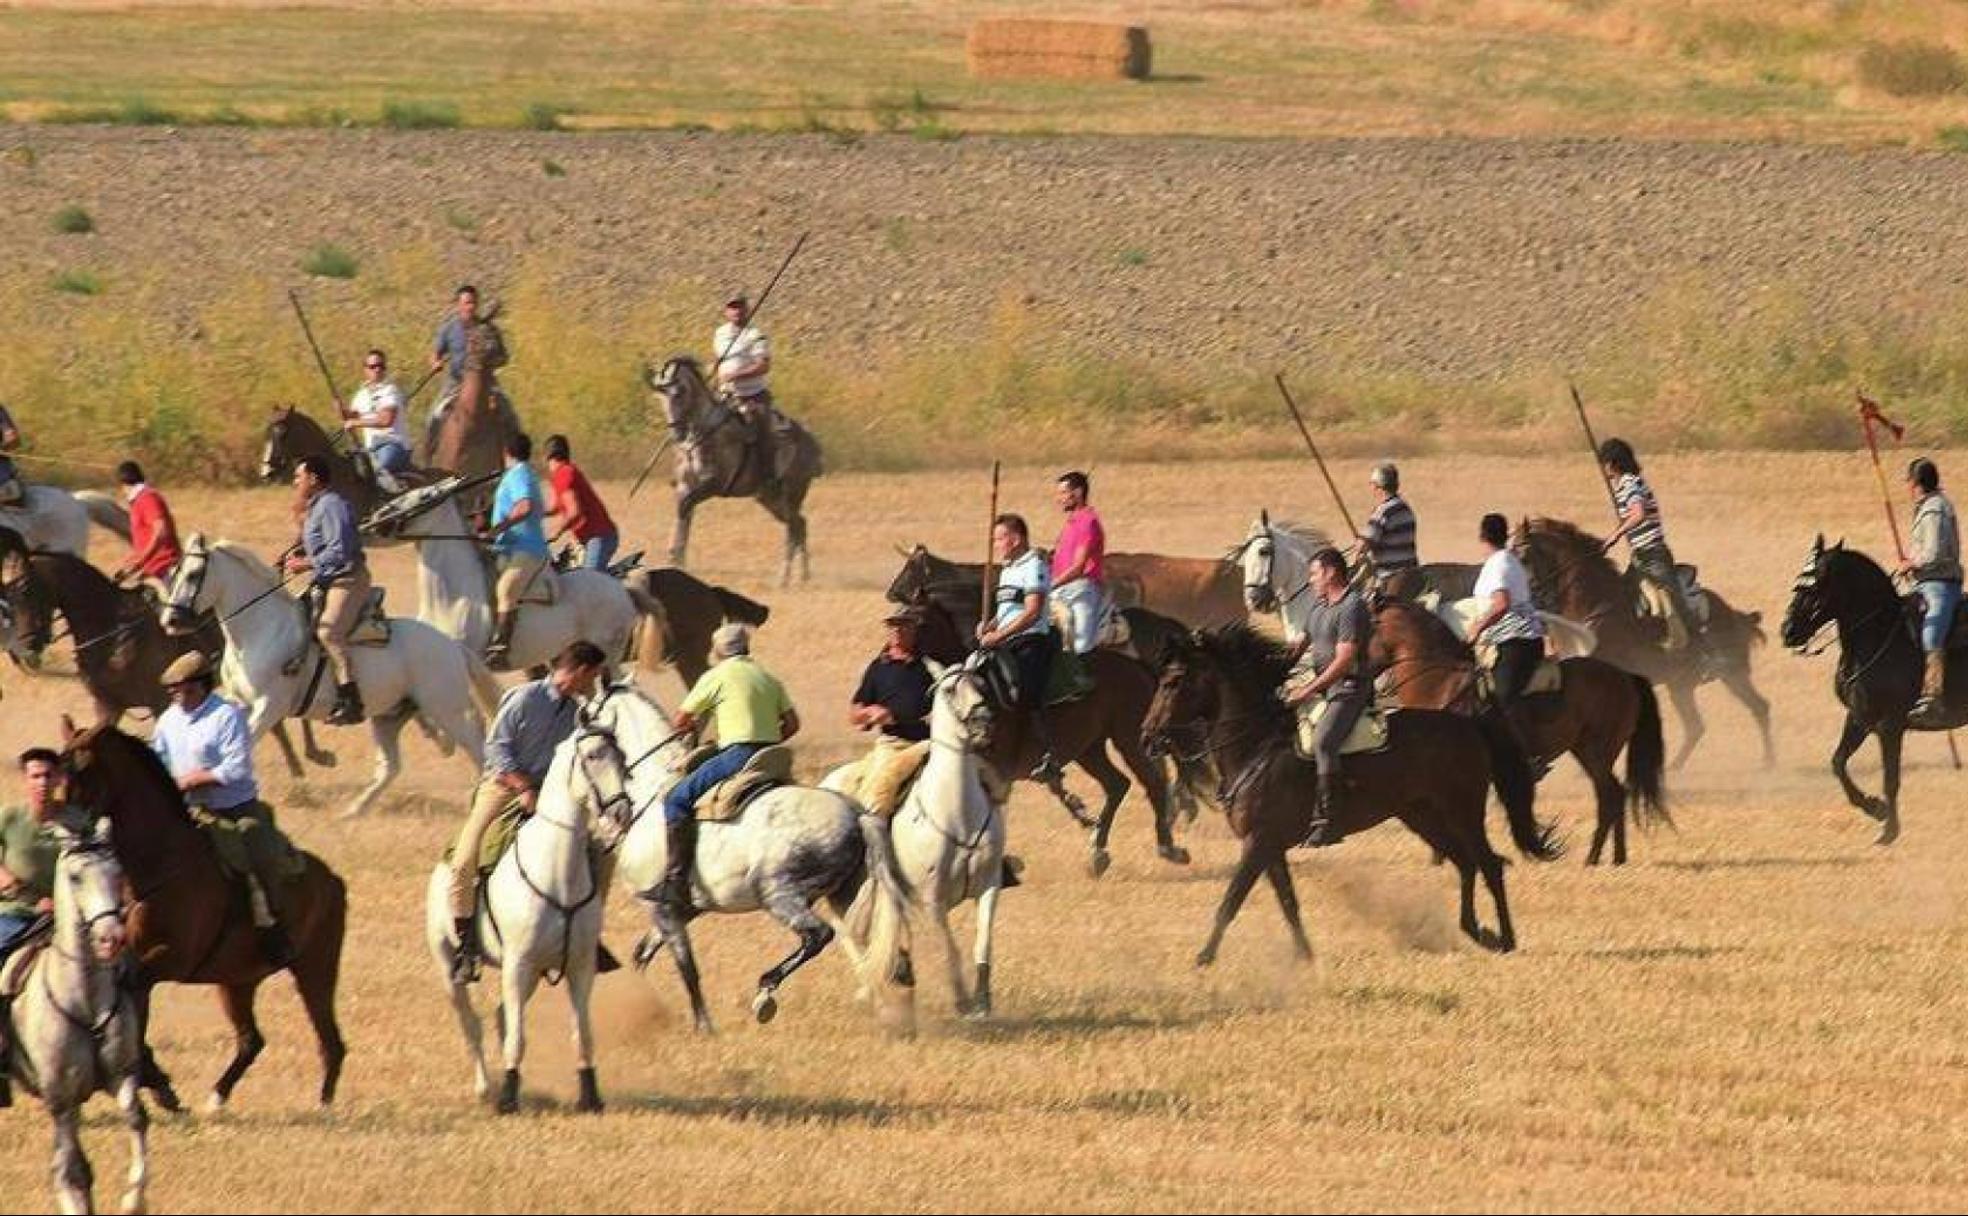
[58,717,190,845]
[930,658,995,753]
[259,405,319,485]
[160,534,213,637]
[567,724,637,852]
[1238,514,1278,612]
[651,355,711,439]
[49,819,127,964]
[1143,628,1218,759]
[1780,533,1850,650]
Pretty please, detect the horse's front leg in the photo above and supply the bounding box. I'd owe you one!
[497,956,543,1116]
[566,948,602,1114]
[1197,832,1277,968]
[669,484,708,570]
[965,877,1004,1020]
[1666,678,1705,770]
[1830,712,1883,820]
[49,1104,93,1216]
[652,905,713,1035]
[115,1074,149,1215]
[1875,726,1905,846]
[269,721,307,780]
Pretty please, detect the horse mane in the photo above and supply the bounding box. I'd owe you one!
[207,538,283,587]
[1272,520,1332,551]
[1823,542,1897,597]
[74,726,194,830]
[277,407,332,445]
[1522,516,1623,592]
[1194,622,1297,715]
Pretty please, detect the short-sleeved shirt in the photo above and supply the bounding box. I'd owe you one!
[853,652,933,743]
[549,461,616,543]
[1363,495,1418,573]
[1304,589,1373,698]
[992,550,1052,638]
[127,484,182,579]
[152,692,258,810]
[349,381,408,453]
[1473,550,1545,645]
[1051,507,1106,585]
[712,323,770,397]
[491,463,550,558]
[0,805,57,921]
[681,656,794,746]
[1613,473,1667,553]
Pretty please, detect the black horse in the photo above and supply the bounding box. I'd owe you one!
[1144,624,1560,964]
[1781,534,1961,845]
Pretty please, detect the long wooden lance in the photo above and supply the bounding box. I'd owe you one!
[981,460,1001,632]
[1570,382,1624,527]
[1273,374,1360,543]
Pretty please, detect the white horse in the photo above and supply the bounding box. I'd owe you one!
[0,485,123,558]
[6,824,149,1215]
[1236,513,1598,659]
[159,533,500,818]
[823,657,1007,1018]
[587,683,913,1033]
[365,490,661,671]
[424,721,635,1115]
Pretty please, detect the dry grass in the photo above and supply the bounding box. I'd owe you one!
[6,0,1968,142]
[0,453,1964,1211]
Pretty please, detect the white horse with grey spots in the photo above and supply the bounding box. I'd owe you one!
[4,823,150,1215]
[587,683,915,1034]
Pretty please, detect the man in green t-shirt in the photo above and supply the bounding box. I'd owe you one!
[0,747,85,1108]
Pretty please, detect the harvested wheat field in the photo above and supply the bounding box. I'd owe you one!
[0,451,1961,1212]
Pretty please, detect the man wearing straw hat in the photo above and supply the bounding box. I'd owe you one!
[152,651,297,965]
[660,623,799,920]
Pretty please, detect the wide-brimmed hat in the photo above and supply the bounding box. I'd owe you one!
[160,652,213,687]
[713,624,751,657]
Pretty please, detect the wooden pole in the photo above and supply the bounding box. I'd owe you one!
[1273,374,1360,542]
[981,460,1001,631]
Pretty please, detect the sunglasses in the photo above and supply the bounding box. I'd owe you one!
[364,362,385,370]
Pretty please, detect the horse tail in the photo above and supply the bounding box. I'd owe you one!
[1625,675,1671,829]
[1474,706,1562,861]
[463,650,501,724]
[849,811,916,1035]
[713,585,771,627]
[624,584,674,675]
[75,490,130,543]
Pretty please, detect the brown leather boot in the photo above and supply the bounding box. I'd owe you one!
[1911,651,1949,727]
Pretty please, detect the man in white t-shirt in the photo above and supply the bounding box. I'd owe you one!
[1466,512,1548,762]
[341,347,409,489]
[712,292,780,481]
[977,512,1059,781]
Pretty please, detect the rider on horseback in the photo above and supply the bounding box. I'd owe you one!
[544,434,620,571]
[978,513,1060,782]
[1467,513,1548,756]
[0,748,87,1108]
[661,625,800,921]
[447,641,610,984]
[847,606,934,817]
[341,348,409,490]
[1598,438,1716,672]
[483,433,551,669]
[110,460,182,591]
[426,285,509,435]
[713,292,781,482]
[1356,462,1420,599]
[283,455,369,726]
[152,652,297,967]
[1282,546,1372,847]
[1900,457,1960,727]
[1049,471,1108,655]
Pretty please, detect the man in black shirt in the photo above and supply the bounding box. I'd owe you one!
[847,607,935,816]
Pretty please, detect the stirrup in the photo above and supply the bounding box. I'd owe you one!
[1028,752,1063,784]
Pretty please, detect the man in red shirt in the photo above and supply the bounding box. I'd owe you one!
[111,460,183,590]
[543,434,620,571]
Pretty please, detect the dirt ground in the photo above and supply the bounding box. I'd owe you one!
[0,452,1964,1213]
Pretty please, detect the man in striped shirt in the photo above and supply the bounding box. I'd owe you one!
[1598,438,1714,668]
[1356,461,1420,598]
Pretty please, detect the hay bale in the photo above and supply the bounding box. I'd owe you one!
[967,18,1151,81]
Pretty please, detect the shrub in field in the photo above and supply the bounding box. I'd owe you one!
[381,99,461,130]
[50,269,102,296]
[1857,40,1965,98]
[300,243,359,280]
[51,205,92,235]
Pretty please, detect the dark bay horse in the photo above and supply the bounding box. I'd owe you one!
[260,406,392,519]
[1145,625,1560,964]
[1370,599,1668,865]
[1780,535,1952,846]
[1513,517,1773,769]
[649,356,822,585]
[627,567,772,691]
[907,597,1189,875]
[425,315,519,516]
[58,722,349,1111]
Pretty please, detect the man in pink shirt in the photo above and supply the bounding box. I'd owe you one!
[1049,470,1107,654]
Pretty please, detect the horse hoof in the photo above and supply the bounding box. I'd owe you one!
[205,1091,227,1114]
[121,1194,146,1216]
[1860,798,1889,822]
[694,1016,717,1036]
[1876,818,1902,846]
[1088,850,1111,879]
[1193,951,1216,970]
[961,1002,991,1023]
[1157,845,1191,866]
[149,1086,183,1115]
[752,990,779,1025]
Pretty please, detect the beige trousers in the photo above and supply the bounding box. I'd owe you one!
[315,567,370,686]
[855,736,931,818]
[448,777,522,920]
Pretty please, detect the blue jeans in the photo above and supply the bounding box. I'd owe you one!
[1918,579,1962,652]
[369,440,411,475]
[583,533,620,571]
[662,742,766,825]
[0,910,38,957]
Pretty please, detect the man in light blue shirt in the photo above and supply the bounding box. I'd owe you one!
[283,454,369,725]
[482,432,551,669]
[152,651,295,965]
[976,512,1058,781]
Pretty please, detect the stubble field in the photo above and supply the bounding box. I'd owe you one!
[0,451,1963,1212]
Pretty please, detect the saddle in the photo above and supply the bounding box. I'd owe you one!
[1047,599,1132,651]
[552,545,646,581]
[1473,643,1565,699]
[0,925,51,1000]
[1626,562,1709,632]
[444,798,530,878]
[679,745,795,822]
[1293,698,1392,761]
[351,587,390,646]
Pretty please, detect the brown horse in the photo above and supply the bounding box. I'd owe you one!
[1370,599,1668,866]
[1513,517,1772,769]
[425,314,519,513]
[1145,625,1560,965]
[648,356,822,585]
[907,596,1190,875]
[260,405,441,520]
[57,722,349,1112]
[625,566,772,691]
[1105,552,1247,626]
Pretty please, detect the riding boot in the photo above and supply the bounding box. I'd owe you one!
[1027,710,1063,784]
[1911,651,1950,727]
[1305,772,1339,848]
[658,819,698,921]
[487,611,518,671]
[327,682,365,727]
[451,916,481,984]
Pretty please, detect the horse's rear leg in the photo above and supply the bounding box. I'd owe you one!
[752,892,836,1025]
[49,1105,92,1216]
[129,985,182,1114]
[1583,763,1626,867]
[1666,679,1705,771]
[209,982,265,1112]
[1478,848,1516,953]
[114,1074,149,1216]
[1076,745,1131,878]
[341,712,406,819]
[291,887,348,1105]
[1197,833,1277,968]
[1719,664,1775,768]
[1265,860,1313,961]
